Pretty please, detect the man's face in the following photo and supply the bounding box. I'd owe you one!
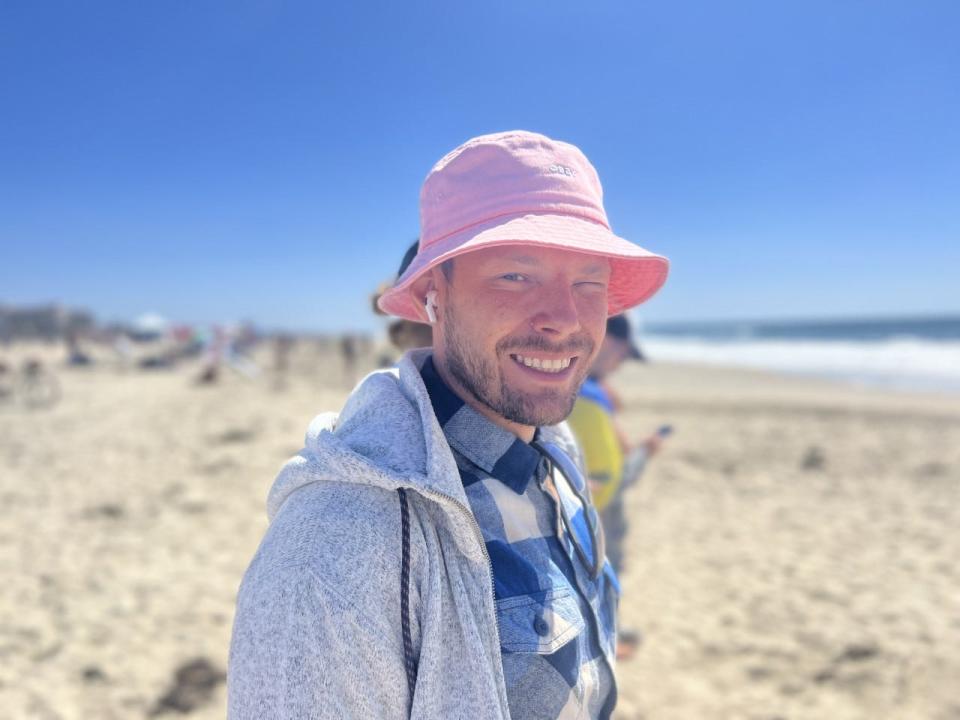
[432,245,610,428]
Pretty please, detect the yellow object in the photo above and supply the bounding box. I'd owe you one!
[567,396,623,512]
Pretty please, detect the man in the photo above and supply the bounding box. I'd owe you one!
[228,131,669,719]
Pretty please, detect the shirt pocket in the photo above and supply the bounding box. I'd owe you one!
[496,587,585,654]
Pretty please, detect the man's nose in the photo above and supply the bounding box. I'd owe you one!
[530,283,581,337]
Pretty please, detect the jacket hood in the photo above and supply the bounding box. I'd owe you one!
[267,348,471,514]
[266,348,581,563]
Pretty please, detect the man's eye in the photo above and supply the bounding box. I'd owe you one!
[501,273,528,282]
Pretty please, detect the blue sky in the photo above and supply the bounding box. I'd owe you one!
[1,1,957,332]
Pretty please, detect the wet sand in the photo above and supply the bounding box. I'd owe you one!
[1,343,958,719]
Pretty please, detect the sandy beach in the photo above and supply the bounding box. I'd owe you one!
[1,342,958,719]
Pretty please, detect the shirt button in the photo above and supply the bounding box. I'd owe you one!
[533,616,550,636]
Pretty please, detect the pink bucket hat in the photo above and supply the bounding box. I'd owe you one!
[377,130,669,322]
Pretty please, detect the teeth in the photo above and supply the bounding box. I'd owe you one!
[513,355,572,373]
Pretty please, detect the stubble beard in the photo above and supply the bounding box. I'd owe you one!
[441,303,594,428]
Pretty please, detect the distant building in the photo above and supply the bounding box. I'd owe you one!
[0,304,95,342]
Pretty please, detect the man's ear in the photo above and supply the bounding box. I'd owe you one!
[411,271,441,324]
[424,291,438,324]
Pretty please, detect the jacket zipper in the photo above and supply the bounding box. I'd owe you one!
[415,486,509,717]
[416,487,502,651]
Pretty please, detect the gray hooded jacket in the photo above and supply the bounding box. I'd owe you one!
[228,349,585,719]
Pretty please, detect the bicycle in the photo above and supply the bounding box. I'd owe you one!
[0,359,62,409]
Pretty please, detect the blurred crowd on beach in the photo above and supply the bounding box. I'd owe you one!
[0,302,392,408]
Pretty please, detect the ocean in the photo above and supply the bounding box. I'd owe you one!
[640,315,960,393]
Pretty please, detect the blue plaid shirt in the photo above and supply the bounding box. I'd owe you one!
[420,356,618,719]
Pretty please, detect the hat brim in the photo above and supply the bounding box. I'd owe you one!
[377,212,669,322]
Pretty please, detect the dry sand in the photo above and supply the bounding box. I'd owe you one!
[1,342,958,719]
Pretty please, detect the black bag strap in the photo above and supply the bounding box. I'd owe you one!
[397,488,418,700]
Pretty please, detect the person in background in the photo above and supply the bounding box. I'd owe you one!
[566,314,671,658]
[373,241,434,362]
[271,334,294,391]
[339,334,359,386]
[65,329,92,366]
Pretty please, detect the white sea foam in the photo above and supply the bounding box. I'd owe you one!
[642,336,960,393]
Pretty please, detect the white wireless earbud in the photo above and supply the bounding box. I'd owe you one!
[424,290,438,324]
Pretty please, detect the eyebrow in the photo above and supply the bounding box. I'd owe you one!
[497,255,608,275]
[579,262,608,276]
[500,254,540,267]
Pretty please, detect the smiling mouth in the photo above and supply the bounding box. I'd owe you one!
[510,353,576,374]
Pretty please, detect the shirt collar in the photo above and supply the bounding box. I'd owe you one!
[420,355,543,494]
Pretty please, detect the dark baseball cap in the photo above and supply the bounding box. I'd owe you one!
[397,240,420,279]
[606,314,645,361]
